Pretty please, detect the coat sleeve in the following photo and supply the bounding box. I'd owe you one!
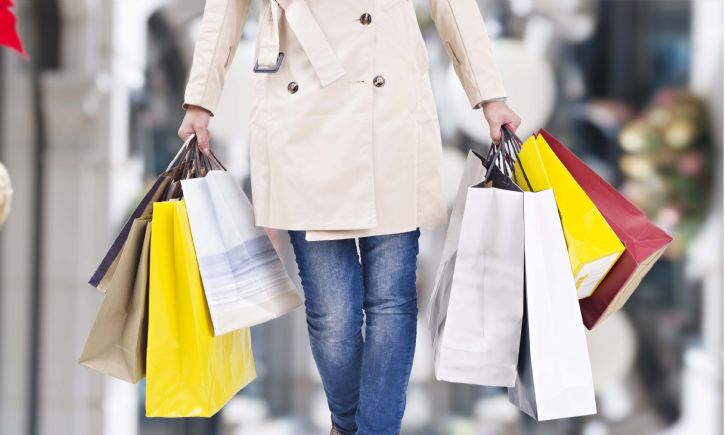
[182,0,253,116]
[427,0,507,109]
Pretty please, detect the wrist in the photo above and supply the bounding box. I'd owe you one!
[184,103,213,117]
[482,99,507,108]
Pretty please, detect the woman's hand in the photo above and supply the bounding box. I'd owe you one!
[482,101,521,144]
[178,105,212,154]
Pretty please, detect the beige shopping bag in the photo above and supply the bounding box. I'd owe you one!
[79,217,151,383]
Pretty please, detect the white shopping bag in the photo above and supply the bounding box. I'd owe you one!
[508,188,597,420]
[426,150,525,387]
[182,170,303,335]
[424,150,488,322]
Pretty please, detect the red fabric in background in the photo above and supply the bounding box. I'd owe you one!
[0,0,28,59]
[539,129,673,330]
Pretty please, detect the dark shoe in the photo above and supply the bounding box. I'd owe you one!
[330,414,352,435]
[330,426,347,435]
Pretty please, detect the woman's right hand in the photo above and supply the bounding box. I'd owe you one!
[178,105,212,154]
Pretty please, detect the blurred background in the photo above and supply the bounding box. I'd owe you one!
[0,0,722,434]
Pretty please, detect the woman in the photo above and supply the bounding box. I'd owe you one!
[178,0,520,433]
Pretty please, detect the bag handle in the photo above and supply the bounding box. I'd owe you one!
[483,124,519,183]
[161,137,201,200]
[490,124,536,192]
[166,134,197,171]
[206,150,227,171]
[499,125,522,173]
[500,125,535,192]
[167,130,229,173]
[160,136,230,200]
[173,137,226,177]
[164,137,199,184]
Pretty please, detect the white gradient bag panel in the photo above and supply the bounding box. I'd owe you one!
[182,170,303,335]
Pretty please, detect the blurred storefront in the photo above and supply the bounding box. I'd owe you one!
[0,1,722,435]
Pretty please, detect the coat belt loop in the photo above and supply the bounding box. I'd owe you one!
[255,0,346,87]
[255,0,283,71]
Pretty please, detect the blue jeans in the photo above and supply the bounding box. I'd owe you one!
[288,228,421,435]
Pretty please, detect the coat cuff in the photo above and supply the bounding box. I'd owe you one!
[182,100,216,117]
[473,96,507,110]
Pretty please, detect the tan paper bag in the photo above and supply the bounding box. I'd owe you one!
[79,217,151,383]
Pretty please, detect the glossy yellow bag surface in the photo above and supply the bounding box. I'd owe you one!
[513,134,624,299]
[146,199,256,417]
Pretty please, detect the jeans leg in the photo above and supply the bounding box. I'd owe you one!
[288,230,364,434]
[355,228,421,435]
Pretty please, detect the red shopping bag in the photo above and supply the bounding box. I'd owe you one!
[540,129,673,330]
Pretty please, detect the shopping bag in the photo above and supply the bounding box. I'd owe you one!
[513,133,624,299]
[146,199,256,417]
[422,149,486,318]
[79,217,151,383]
[87,176,170,292]
[426,148,524,387]
[508,188,597,420]
[181,170,302,335]
[540,129,673,329]
[88,136,197,292]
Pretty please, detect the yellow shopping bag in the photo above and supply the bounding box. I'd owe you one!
[146,199,256,417]
[513,134,624,299]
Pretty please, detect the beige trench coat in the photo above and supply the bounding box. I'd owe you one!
[183,0,506,241]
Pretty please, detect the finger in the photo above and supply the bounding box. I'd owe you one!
[178,126,194,141]
[509,117,522,132]
[501,122,513,136]
[489,122,502,144]
[195,125,211,154]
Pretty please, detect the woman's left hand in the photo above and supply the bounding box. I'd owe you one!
[482,101,521,144]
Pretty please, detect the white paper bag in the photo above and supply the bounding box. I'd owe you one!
[181,170,303,335]
[424,150,488,320]
[426,150,525,387]
[508,189,597,420]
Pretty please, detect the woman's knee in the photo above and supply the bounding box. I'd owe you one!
[363,294,418,317]
[305,299,364,342]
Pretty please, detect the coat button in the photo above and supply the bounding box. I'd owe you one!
[359,13,372,25]
[287,81,299,94]
[373,75,385,87]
